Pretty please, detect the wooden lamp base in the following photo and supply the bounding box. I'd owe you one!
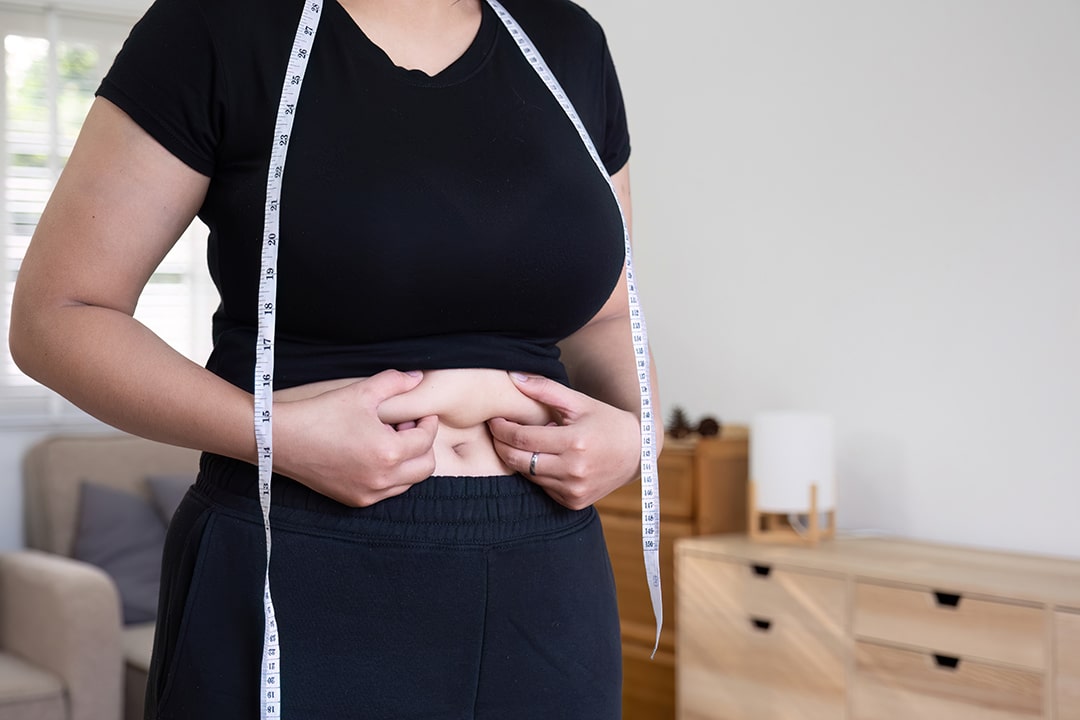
[747,481,836,545]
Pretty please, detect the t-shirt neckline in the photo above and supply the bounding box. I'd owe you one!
[328,0,498,88]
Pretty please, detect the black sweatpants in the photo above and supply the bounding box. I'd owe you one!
[146,453,622,719]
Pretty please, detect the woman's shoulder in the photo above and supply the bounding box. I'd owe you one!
[496,0,608,50]
[498,0,600,24]
[132,0,301,48]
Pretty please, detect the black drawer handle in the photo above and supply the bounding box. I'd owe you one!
[752,564,772,578]
[933,654,961,670]
[750,617,773,632]
[934,591,962,608]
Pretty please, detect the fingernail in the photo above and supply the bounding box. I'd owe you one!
[510,372,528,382]
[405,370,421,377]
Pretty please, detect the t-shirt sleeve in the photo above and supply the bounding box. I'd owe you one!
[597,34,631,175]
[96,0,225,176]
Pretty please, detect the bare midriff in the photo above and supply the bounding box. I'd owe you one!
[273,369,555,476]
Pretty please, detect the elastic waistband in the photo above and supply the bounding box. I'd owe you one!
[194,452,593,546]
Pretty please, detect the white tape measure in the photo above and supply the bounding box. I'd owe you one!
[255,1,322,717]
[485,0,661,655]
[254,1,660,716]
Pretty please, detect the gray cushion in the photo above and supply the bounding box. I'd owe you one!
[146,474,195,526]
[72,483,165,625]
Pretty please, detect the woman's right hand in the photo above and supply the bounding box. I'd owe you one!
[272,370,439,507]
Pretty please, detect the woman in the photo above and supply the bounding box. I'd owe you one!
[9,0,660,717]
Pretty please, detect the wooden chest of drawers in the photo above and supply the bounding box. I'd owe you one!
[676,536,1080,719]
[596,429,749,720]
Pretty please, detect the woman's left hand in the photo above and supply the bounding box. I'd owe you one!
[487,372,641,510]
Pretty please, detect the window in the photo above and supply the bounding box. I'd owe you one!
[1,5,216,421]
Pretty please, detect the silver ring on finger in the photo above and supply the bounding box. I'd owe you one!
[529,451,540,476]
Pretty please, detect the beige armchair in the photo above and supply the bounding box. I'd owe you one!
[20,434,200,720]
[0,550,122,720]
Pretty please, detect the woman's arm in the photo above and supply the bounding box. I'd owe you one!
[487,164,662,509]
[10,98,437,506]
[558,165,662,438]
[10,98,248,452]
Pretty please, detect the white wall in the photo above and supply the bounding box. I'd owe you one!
[2,0,1078,559]
[579,0,1080,557]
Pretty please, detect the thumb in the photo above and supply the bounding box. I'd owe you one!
[363,369,425,402]
[509,372,582,420]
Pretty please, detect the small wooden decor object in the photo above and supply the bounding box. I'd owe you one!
[747,480,836,545]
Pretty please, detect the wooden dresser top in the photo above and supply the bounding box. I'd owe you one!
[677,534,1080,609]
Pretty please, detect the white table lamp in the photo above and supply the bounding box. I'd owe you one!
[748,412,837,544]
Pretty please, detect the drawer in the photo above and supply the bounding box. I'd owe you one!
[677,554,845,720]
[597,447,694,520]
[852,641,1043,720]
[622,642,675,720]
[678,613,846,720]
[600,513,692,652]
[1058,609,1080,720]
[691,557,847,630]
[854,581,1045,669]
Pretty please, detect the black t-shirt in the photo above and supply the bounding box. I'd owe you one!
[98,0,631,391]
